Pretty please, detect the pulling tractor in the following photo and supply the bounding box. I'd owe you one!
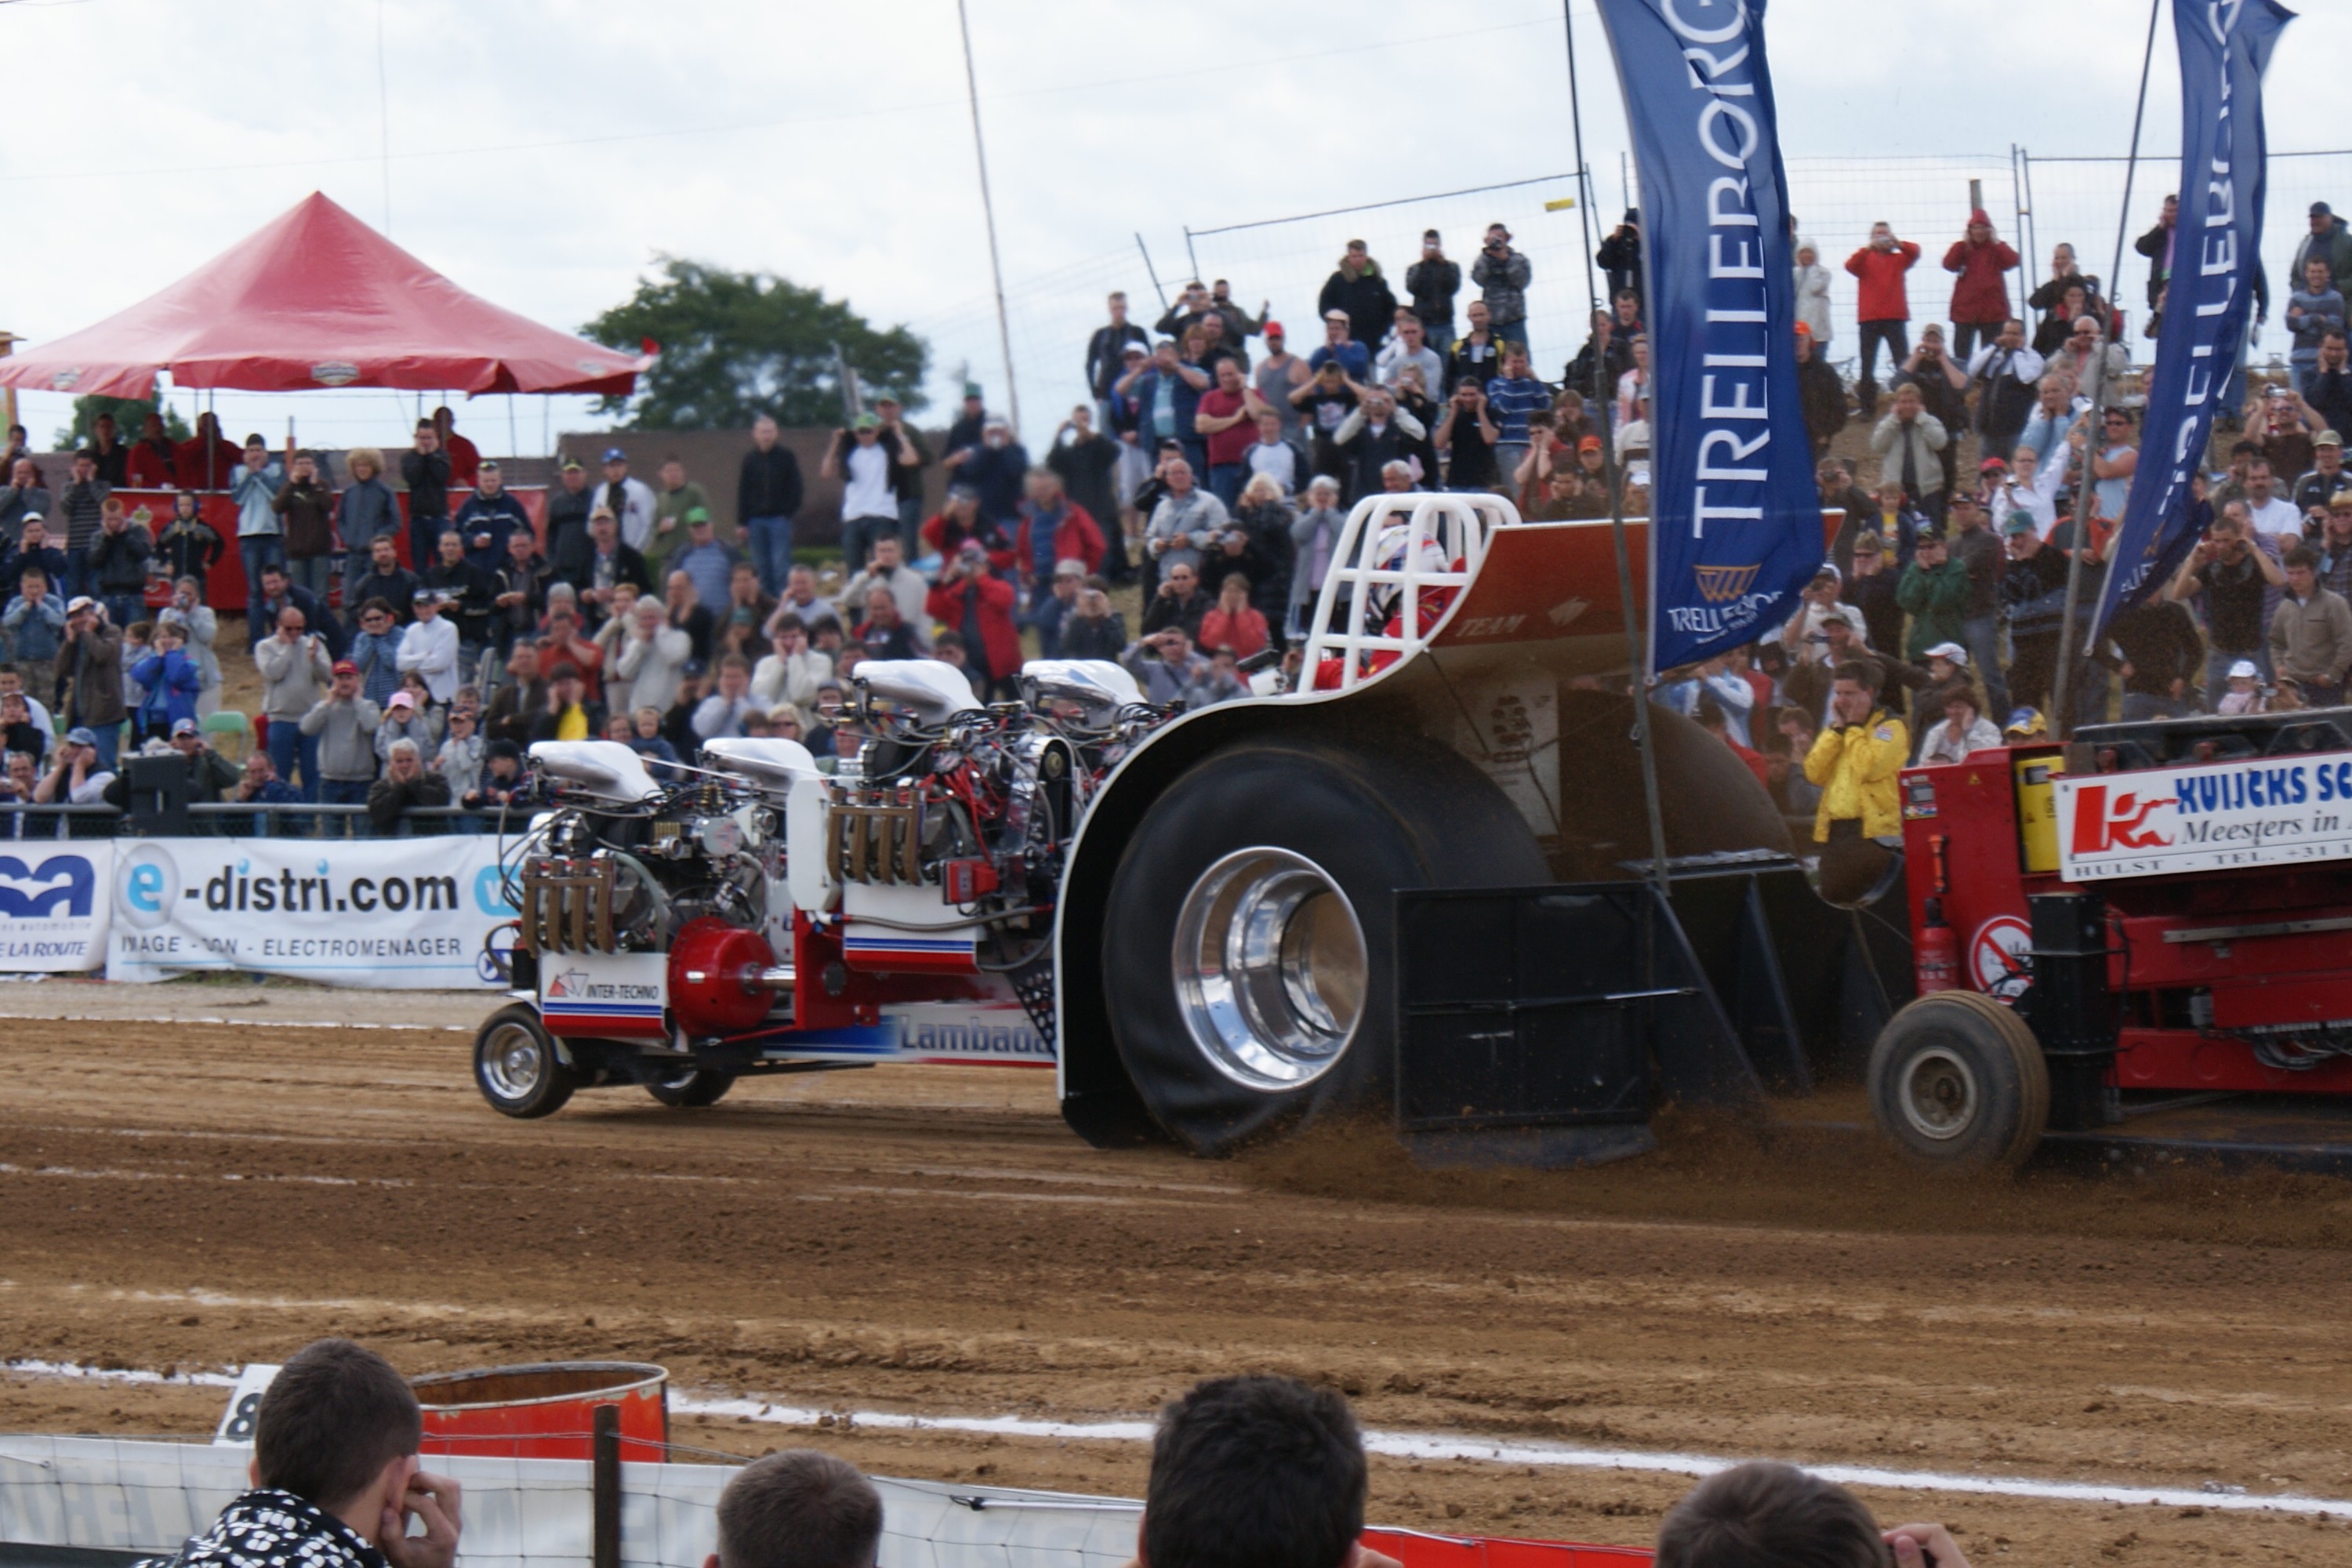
[474,488,2352,1173]
[474,491,1814,1157]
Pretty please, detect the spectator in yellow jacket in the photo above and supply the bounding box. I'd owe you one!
[1804,661,1909,904]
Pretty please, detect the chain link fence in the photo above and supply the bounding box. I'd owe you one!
[907,149,2352,450]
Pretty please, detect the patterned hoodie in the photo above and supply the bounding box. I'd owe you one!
[136,1489,387,1568]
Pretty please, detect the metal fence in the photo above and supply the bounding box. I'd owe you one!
[910,148,2352,449]
[0,801,489,840]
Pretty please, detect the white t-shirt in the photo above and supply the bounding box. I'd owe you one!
[2248,494,2304,543]
[1245,439,1301,495]
[841,443,894,522]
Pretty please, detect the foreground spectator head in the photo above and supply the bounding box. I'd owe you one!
[252,1337,424,1512]
[1143,1374,1367,1568]
[1305,476,1341,510]
[1656,1461,1886,1568]
[706,1450,881,1568]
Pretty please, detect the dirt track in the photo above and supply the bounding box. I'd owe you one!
[5,1006,2352,1566]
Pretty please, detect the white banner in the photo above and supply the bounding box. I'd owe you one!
[2056,755,2352,881]
[106,836,517,988]
[0,840,111,971]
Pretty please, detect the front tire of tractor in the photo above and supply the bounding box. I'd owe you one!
[1102,739,1544,1156]
[474,1004,578,1119]
[645,1069,736,1108]
[1867,991,2049,1172]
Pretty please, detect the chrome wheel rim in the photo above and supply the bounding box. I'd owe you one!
[482,1021,549,1101]
[1899,1045,1979,1141]
[1173,848,1367,1091]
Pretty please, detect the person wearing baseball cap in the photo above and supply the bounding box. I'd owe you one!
[825,405,914,572]
[36,725,117,807]
[594,445,657,553]
[2292,428,2351,517]
[165,713,239,800]
[1251,321,1308,448]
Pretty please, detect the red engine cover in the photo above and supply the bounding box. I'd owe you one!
[666,916,778,1038]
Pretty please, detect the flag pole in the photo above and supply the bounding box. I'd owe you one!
[1564,0,1670,895]
[955,0,1021,441]
[2054,0,2160,735]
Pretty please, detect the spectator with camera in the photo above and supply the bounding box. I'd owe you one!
[1471,223,1531,347]
[927,539,1022,701]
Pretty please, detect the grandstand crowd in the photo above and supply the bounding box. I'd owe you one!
[158,1338,1969,1568]
[5,200,2352,831]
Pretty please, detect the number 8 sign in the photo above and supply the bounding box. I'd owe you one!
[212,1364,281,1446]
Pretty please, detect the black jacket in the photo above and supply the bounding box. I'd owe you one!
[1317,267,1399,356]
[1797,355,1847,451]
[401,446,452,519]
[1404,256,1461,332]
[422,557,498,644]
[1597,227,1644,308]
[544,482,594,576]
[1086,321,1151,398]
[1141,586,1211,640]
[2107,597,2204,699]
[739,443,806,521]
[88,524,154,593]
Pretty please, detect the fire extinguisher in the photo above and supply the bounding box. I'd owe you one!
[1916,895,1959,993]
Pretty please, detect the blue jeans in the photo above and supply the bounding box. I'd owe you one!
[1857,320,1909,408]
[1492,319,1529,348]
[410,514,448,574]
[319,777,371,806]
[897,494,926,557]
[288,554,336,601]
[86,722,118,772]
[744,514,795,597]
[839,514,893,572]
[1962,613,2009,721]
[238,535,285,626]
[267,720,319,803]
[1207,463,1245,510]
[101,593,143,632]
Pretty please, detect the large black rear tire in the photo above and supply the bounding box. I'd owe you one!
[474,1004,578,1119]
[646,1068,736,1108]
[1102,739,1544,1154]
[1867,991,2049,1171]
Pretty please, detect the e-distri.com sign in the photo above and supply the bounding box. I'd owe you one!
[107,837,517,989]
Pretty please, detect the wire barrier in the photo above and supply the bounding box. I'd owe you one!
[909,148,2352,448]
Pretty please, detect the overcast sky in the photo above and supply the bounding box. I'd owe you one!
[4,0,2347,459]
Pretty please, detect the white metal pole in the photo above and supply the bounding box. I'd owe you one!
[955,0,1021,441]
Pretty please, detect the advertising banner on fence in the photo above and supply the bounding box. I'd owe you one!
[2055,753,2352,881]
[1593,0,1821,672]
[2086,0,2292,644]
[106,837,516,989]
[0,842,111,972]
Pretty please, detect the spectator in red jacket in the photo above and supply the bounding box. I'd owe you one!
[431,405,481,490]
[1013,469,1106,585]
[925,540,1022,700]
[172,412,242,492]
[1846,222,1922,419]
[125,412,176,488]
[1196,570,1270,659]
[1943,209,2020,361]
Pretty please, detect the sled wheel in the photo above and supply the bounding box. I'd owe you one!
[1102,740,1542,1154]
[474,1004,577,1119]
[1867,991,2049,1171]
[646,1068,736,1108]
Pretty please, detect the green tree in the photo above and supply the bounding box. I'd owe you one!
[53,394,188,452]
[583,257,928,430]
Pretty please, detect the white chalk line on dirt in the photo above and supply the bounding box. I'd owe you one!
[6,1361,2344,1520]
[0,1012,469,1033]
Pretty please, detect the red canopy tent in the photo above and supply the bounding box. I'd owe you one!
[0,190,644,397]
[0,191,644,611]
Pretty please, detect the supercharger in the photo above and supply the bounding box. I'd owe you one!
[470,656,1171,1116]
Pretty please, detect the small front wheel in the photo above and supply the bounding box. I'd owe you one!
[1867,991,2049,1172]
[474,1004,577,1119]
[646,1068,735,1108]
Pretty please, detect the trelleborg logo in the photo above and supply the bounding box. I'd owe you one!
[1694,563,1760,603]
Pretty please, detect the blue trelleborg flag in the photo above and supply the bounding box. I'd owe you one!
[1592,0,1823,673]
[2088,0,2295,647]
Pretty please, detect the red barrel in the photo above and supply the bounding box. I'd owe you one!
[411,1361,668,1461]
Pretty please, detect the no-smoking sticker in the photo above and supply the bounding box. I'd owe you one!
[1969,915,2034,1004]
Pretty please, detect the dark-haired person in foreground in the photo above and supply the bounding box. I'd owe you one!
[139,1338,461,1568]
[1655,1461,1967,1568]
[1127,1374,1399,1568]
[705,1450,882,1568]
